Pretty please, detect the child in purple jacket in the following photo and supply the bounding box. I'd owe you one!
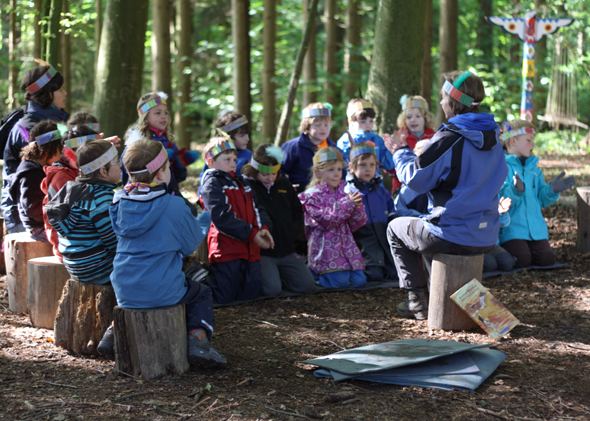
[298,147,368,288]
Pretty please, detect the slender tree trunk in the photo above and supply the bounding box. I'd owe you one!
[302,0,317,106]
[323,0,337,105]
[345,0,361,98]
[533,0,546,118]
[94,0,149,138]
[152,0,173,118]
[8,0,19,110]
[435,0,458,126]
[175,0,192,148]
[420,0,433,107]
[34,0,42,59]
[366,0,427,134]
[95,0,102,75]
[61,0,71,112]
[477,0,493,70]
[274,0,320,146]
[232,0,251,126]
[262,0,277,142]
[42,0,62,66]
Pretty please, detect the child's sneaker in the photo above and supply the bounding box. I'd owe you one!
[97,325,115,357]
[397,288,428,320]
[187,330,227,367]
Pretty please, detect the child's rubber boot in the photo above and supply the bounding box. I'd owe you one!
[397,288,428,320]
[97,325,115,357]
[187,330,227,367]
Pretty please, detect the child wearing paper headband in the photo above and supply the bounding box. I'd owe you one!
[344,143,397,283]
[499,118,575,268]
[384,70,508,320]
[200,137,274,304]
[109,139,225,366]
[298,147,368,288]
[8,121,64,241]
[281,102,340,193]
[2,62,69,234]
[242,144,315,297]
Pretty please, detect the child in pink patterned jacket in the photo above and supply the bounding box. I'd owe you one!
[298,147,368,288]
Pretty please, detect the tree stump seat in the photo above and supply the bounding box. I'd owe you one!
[113,304,189,380]
[577,187,590,253]
[27,256,70,329]
[54,279,117,355]
[4,232,53,313]
[428,253,482,331]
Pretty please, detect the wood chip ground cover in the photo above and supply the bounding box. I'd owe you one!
[0,153,589,420]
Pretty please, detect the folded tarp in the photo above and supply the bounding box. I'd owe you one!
[302,338,506,392]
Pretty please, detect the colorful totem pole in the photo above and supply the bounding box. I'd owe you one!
[486,10,573,122]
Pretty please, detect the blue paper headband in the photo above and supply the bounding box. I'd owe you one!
[65,134,98,150]
[351,144,376,160]
[220,116,248,133]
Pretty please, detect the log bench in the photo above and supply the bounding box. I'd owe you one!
[428,253,482,331]
[113,304,189,380]
[27,256,70,329]
[54,279,117,355]
[4,232,53,313]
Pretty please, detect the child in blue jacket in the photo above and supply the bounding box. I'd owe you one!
[499,119,575,267]
[110,138,225,367]
[344,143,397,282]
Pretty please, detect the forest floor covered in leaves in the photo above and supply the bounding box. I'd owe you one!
[0,154,589,421]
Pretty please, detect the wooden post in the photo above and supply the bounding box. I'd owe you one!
[113,304,189,380]
[4,233,53,313]
[428,253,482,331]
[576,187,590,252]
[0,217,6,275]
[54,279,116,355]
[27,256,70,329]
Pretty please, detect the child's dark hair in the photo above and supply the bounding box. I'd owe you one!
[21,121,64,161]
[441,71,485,115]
[76,140,114,178]
[347,98,376,121]
[21,65,65,109]
[242,144,283,180]
[349,142,378,170]
[68,112,98,127]
[216,112,249,137]
[63,125,99,142]
[123,139,168,183]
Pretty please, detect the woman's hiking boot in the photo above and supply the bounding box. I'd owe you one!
[187,330,227,367]
[397,288,429,320]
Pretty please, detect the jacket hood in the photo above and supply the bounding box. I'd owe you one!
[505,153,539,168]
[442,113,500,151]
[344,172,382,193]
[111,185,169,239]
[25,101,70,124]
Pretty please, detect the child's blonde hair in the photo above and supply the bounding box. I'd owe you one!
[349,142,378,171]
[203,136,238,163]
[126,92,173,142]
[76,140,115,178]
[242,143,283,180]
[123,139,168,183]
[307,146,344,189]
[396,95,435,130]
[502,118,536,150]
[347,98,376,122]
[300,102,332,133]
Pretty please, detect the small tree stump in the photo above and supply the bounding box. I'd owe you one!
[27,256,70,329]
[113,304,189,380]
[428,253,482,331]
[4,232,53,313]
[54,279,116,355]
[577,187,590,253]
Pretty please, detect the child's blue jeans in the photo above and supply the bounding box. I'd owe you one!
[312,269,367,288]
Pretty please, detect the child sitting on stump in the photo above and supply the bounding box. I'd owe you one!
[110,139,225,367]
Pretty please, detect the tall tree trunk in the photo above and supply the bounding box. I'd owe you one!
[175,0,192,148]
[323,0,337,105]
[61,0,71,112]
[95,0,102,75]
[261,0,276,142]
[152,0,173,117]
[533,0,546,119]
[94,0,149,138]
[41,0,63,66]
[367,0,427,134]
[420,0,433,107]
[344,0,361,98]
[302,0,317,106]
[8,0,19,110]
[435,0,458,126]
[477,0,493,70]
[34,0,42,59]
[274,0,320,146]
[232,0,251,127]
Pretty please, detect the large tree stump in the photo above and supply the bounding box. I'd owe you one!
[4,232,53,313]
[54,279,116,355]
[428,253,482,331]
[577,187,590,252]
[113,304,189,379]
[27,256,70,329]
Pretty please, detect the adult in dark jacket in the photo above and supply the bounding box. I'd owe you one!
[2,64,69,232]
